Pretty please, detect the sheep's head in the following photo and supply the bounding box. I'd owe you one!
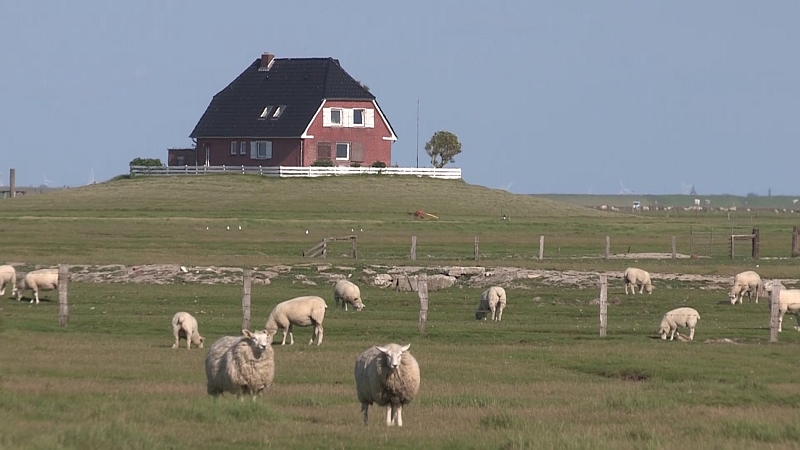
[645,283,653,294]
[728,291,739,305]
[354,300,365,311]
[658,326,669,340]
[377,343,411,371]
[192,333,205,348]
[243,329,271,352]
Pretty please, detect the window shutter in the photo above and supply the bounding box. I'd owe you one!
[322,108,331,127]
[250,142,257,159]
[317,142,331,160]
[365,109,375,128]
[265,141,273,159]
[351,143,365,162]
[343,109,353,127]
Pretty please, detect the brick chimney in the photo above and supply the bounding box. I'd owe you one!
[259,52,275,71]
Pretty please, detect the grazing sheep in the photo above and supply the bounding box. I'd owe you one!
[658,307,700,341]
[204,330,275,398]
[624,267,653,295]
[15,268,59,304]
[265,295,327,345]
[354,343,420,427]
[0,265,16,296]
[728,271,761,305]
[333,279,365,311]
[475,286,507,321]
[171,311,205,350]
[763,281,800,332]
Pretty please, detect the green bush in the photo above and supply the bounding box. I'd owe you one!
[350,163,362,168]
[129,157,163,167]
[371,161,387,168]
[311,160,334,167]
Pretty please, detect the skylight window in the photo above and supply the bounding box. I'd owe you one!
[260,106,273,119]
[271,105,285,119]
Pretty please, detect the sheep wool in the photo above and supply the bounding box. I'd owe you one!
[205,330,275,398]
[0,265,16,297]
[658,307,700,341]
[354,343,420,427]
[333,279,365,311]
[171,311,205,350]
[729,271,761,305]
[265,295,327,345]
[476,286,507,321]
[16,268,59,304]
[624,268,653,295]
[763,281,800,333]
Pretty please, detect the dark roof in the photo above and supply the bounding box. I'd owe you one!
[190,57,375,139]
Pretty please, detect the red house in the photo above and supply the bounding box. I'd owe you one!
[181,53,397,167]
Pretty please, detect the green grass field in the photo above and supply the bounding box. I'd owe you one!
[1,175,800,449]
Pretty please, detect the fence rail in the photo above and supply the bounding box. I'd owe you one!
[130,165,462,180]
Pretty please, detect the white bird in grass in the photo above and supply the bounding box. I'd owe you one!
[305,230,309,235]
[226,226,230,230]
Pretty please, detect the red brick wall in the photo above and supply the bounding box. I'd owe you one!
[302,100,394,167]
[194,138,302,166]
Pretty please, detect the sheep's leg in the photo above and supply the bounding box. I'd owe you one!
[186,329,192,350]
[497,304,504,321]
[361,403,369,425]
[669,329,676,341]
[396,406,403,427]
[288,324,294,345]
[386,406,393,426]
[624,283,629,295]
[490,306,496,321]
[32,290,39,304]
[172,329,180,349]
[639,284,644,294]
[688,327,695,341]
[281,328,288,345]
[778,312,784,333]
[316,323,323,345]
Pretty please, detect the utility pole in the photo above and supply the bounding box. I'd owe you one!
[416,99,419,168]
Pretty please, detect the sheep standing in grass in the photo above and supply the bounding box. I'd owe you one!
[475,286,507,321]
[658,307,700,341]
[0,265,16,297]
[728,271,761,305]
[354,343,420,427]
[333,279,365,311]
[15,268,59,304]
[763,281,800,332]
[265,296,327,345]
[171,312,205,350]
[205,330,275,398]
[624,267,653,295]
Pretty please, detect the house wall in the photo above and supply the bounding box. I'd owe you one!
[302,100,393,167]
[167,149,197,166]
[194,138,302,166]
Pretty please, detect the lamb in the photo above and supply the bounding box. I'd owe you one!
[475,286,507,321]
[204,329,275,398]
[0,265,16,297]
[171,312,205,350]
[728,270,761,305]
[15,268,59,304]
[333,279,365,311]
[658,307,700,341]
[763,281,800,332]
[624,267,653,295]
[354,343,420,427]
[265,295,327,345]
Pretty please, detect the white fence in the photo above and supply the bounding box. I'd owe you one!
[129,165,462,180]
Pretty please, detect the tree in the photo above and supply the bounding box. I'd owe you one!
[424,130,462,168]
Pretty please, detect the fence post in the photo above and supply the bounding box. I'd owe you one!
[417,273,428,334]
[689,226,693,255]
[410,236,417,261]
[352,236,358,259]
[605,236,610,260]
[792,227,800,258]
[322,241,327,258]
[599,275,607,337]
[474,236,479,261]
[710,229,713,257]
[671,236,676,260]
[769,281,782,343]
[9,168,16,198]
[730,235,735,260]
[57,264,69,326]
[752,228,760,260]
[538,235,544,261]
[242,269,252,331]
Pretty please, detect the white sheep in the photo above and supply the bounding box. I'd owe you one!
[728,270,761,305]
[171,311,205,350]
[763,281,800,332]
[0,265,16,296]
[354,343,420,427]
[333,279,365,311]
[15,268,59,304]
[475,286,507,321]
[624,267,653,295]
[658,307,700,341]
[265,295,327,345]
[204,329,275,398]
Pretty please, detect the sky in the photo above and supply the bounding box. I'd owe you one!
[1,1,798,195]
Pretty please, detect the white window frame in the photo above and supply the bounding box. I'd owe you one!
[251,141,272,160]
[272,105,284,119]
[240,141,247,155]
[230,141,238,155]
[330,108,342,126]
[335,142,350,160]
[260,106,273,119]
[353,109,365,126]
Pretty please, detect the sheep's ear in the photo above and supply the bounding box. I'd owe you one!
[401,344,411,352]
[242,329,252,338]
[376,346,388,354]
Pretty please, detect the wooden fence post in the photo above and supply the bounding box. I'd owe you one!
[352,236,358,259]
[689,226,693,255]
[322,240,327,258]
[242,269,252,331]
[417,273,428,334]
[9,168,16,198]
[58,264,69,327]
[599,275,607,337]
[538,235,544,261]
[671,236,676,260]
[474,236,479,261]
[605,236,610,260]
[730,235,735,260]
[792,227,800,258]
[752,228,760,260]
[410,236,417,261]
[769,281,781,343]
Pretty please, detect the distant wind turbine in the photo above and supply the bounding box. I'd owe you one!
[618,180,632,195]
[43,175,54,187]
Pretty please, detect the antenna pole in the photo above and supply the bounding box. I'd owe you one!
[416,99,419,168]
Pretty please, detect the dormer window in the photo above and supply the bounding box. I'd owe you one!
[260,106,273,119]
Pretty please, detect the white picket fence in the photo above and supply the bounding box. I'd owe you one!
[129,165,462,180]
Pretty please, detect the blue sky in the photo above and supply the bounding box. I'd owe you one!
[1,1,798,195]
